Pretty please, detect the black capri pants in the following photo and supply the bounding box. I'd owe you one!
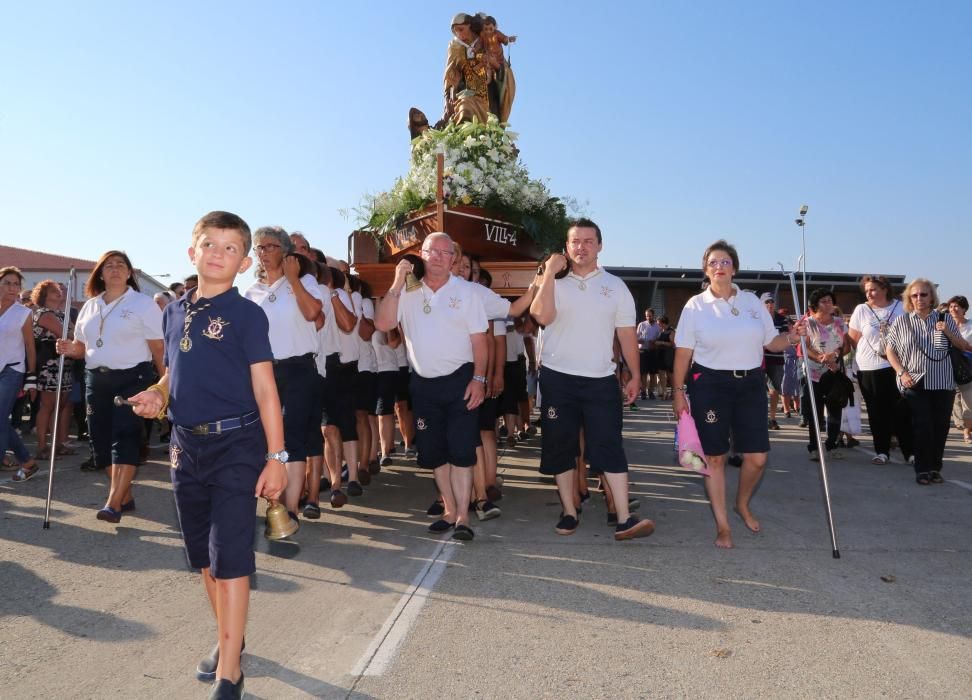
[323,354,358,442]
[272,353,318,462]
[85,362,154,468]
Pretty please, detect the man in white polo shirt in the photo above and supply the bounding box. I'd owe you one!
[530,218,655,540]
[375,232,488,541]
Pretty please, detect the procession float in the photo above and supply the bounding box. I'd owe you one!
[349,11,574,296]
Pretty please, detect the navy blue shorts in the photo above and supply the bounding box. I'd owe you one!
[687,364,770,456]
[538,367,628,476]
[355,371,377,414]
[410,363,477,469]
[765,362,784,393]
[306,375,325,458]
[375,371,397,416]
[170,417,265,579]
[272,354,317,462]
[499,358,527,415]
[478,396,499,431]
[322,355,358,441]
[85,362,154,468]
[395,366,412,406]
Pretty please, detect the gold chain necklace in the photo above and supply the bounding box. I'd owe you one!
[179,299,212,352]
[96,292,126,347]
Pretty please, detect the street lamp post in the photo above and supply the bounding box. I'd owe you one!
[795,204,809,312]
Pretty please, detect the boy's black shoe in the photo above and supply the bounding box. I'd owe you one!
[197,639,245,681]
[208,673,244,700]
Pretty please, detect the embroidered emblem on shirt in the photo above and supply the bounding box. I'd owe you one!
[201,316,230,342]
[169,445,182,469]
[547,406,558,420]
[449,297,461,309]
[600,286,613,297]
[416,417,427,431]
[748,309,760,320]
[705,409,718,424]
[120,309,135,320]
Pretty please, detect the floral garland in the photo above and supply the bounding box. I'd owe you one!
[358,115,573,254]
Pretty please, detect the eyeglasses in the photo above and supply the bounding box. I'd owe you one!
[910,292,929,298]
[255,244,282,253]
[706,259,733,269]
[423,248,455,259]
[1,280,22,287]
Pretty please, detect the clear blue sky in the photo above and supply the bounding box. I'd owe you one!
[2,1,969,299]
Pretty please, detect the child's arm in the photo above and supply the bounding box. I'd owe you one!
[129,372,169,419]
[251,361,287,500]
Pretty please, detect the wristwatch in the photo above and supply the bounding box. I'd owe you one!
[330,290,339,298]
[266,450,290,463]
[472,375,488,384]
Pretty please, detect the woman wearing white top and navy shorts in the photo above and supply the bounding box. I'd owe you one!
[245,227,323,527]
[56,251,164,522]
[672,240,803,549]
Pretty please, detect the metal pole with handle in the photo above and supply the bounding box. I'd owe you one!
[43,267,76,529]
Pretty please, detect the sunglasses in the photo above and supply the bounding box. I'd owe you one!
[910,292,929,298]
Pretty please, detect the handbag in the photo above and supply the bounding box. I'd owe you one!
[950,346,972,385]
[820,364,854,410]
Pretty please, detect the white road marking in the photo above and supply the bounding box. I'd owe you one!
[948,479,972,492]
[350,535,457,677]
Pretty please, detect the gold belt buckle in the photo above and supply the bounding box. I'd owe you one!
[192,424,209,435]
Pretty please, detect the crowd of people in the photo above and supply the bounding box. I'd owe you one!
[3,218,972,698]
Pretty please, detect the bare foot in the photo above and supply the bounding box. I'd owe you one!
[734,506,761,533]
[715,528,734,548]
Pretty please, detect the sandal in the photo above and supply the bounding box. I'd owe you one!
[12,462,39,482]
[915,472,931,486]
[929,471,944,484]
[56,444,77,456]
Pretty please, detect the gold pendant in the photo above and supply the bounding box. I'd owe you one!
[268,292,277,303]
[96,338,104,348]
[179,336,192,352]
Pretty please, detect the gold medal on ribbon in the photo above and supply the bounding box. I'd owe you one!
[180,336,192,352]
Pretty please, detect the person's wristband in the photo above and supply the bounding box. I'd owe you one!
[673,385,687,393]
[472,375,487,384]
[147,383,170,420]
[897,370,906,377]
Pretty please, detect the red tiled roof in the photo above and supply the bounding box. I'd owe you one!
[0,245,97,271]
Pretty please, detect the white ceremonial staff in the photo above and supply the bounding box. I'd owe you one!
[778,259,841,558]
[43,267,76,529]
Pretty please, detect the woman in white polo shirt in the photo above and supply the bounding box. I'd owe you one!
[1,266,38,480]
[672,240,802,549]
[55,251,164,522]
[245,227,323,529]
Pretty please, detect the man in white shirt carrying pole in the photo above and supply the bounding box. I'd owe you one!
[530,219,655,540]
[375,232,488,541]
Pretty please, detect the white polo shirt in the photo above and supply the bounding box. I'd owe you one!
[0,303,31,372]
[74,288,163,370]
[318,286,353,359]
[849,300,904,371]
[394,340,409,369]
[372,329,399,373]
[245,273,323,360]
[505,323,525,362]
[459,275,511,320]
[397,275,488,378]
[676,284,778,370]
[357,297,378,372]
[539,267,636,378]
[338,291,363,364]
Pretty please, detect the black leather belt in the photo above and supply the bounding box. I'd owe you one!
[273,352,315,366]
[695,364,760,378]
[188,411,260,435]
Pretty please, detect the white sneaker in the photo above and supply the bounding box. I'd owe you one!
[872,453,889,465]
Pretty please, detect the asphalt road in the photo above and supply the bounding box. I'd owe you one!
[2,400,970,699]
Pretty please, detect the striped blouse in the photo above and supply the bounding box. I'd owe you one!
[886,311,958,391]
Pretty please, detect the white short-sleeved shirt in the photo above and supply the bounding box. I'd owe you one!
[539,267,636,378]
[357,297,378,372]
[675,284,778,370]
[461,276,511,320]
[337,291,363,364]
[319,286,353,359]
[397,275,488,378]
[849,301,904,371]
[313,286,332,378]
[74,288,163,370]
[245,273,322,359]
[0,303,31,371]
[372,329,399,372]
[505,323,525,362]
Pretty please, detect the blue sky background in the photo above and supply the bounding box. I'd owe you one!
[2,1,969,298]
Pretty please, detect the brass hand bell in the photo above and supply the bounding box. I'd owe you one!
[405,270,421,291]
[264,501,299,541]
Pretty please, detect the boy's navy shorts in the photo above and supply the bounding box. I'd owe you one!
[170,416,265,580]
[538,366,628,476]
[687,364,770,456]
[375,371,398,416]
[410,363,477,469]
[322,355,358,442]
[355,370,378,414]
[85,362,154,469]
[272,354,317,462]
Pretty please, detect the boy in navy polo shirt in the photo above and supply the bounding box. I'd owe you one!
[131,211,286,700]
